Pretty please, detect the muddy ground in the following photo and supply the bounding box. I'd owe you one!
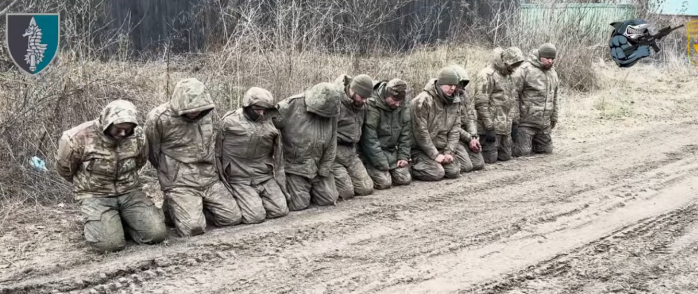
[1,64,698,294]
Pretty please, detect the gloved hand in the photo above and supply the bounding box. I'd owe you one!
[485,129,496,143]
[511,123,519,141]
[551,120,557,129]
[630,45,651,59]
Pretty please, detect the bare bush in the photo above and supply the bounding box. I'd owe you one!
[0,0,693,206]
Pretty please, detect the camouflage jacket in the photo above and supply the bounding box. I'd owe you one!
[215,87,284,185]
[514,49,560,129]
[409,78,462,159]
[56,100,148,200]
[334,74,366,145]
[457,89,478,143]
[273,83,341,178]
[144,78,218,192]
[474,48,521,135]
[360,80,411,170]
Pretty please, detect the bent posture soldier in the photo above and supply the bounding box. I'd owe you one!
[410,67,462,181]
[473,47,525,163]
[216,87,289,224]
[360,78,412,189]
[450,64,485,172]
[145,78,242,237]
[56,99,167,252]
[332,73,375,199]
[273,82,342,211]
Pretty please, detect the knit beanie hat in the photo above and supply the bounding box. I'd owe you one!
[436,67,459,86]
[350,74,374,99]
[386,78,407,100]
[539,43,557,59]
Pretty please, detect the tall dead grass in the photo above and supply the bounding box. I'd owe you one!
[0,0,693,207]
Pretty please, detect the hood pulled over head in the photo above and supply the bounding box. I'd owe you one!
[98,99,139,133]
[170,78,215,118]
[305,82,342,118]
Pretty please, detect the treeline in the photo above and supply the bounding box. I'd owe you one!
[7,0,519,58]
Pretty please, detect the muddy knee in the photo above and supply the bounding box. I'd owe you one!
[369,170,392,190]
[498,152,512,162]
[412,163,445,181]
[84,222,126,253]
[392,168,412,186]
[374,177,392,190]
[89,237,126,253]
[240,207,266,224]
[140,220,167,244]
[266,205,289,219]
[482,151,498,164]
[534,144,553,154]
[470,154,485,170]
[354,179,374,196]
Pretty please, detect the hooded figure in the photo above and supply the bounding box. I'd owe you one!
[512,44,560,157]
[56,99,167,253]
[449,64,485,173]
[360,78,412,189]
[473,46,524,164]
[145,78,242,237]
[331,74,375,199]
[272,82,342,211]
[409,67,462,181]
[216,87,289,224]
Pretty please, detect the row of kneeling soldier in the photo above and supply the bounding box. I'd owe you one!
[55,43,560,252]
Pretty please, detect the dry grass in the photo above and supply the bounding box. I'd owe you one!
[2,0,698,269]
[0,0,696,213]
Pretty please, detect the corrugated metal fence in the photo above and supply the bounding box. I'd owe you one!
[103,0,520,54]
[519,3,638,43]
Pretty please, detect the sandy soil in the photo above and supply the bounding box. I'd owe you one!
[1,64,698,294]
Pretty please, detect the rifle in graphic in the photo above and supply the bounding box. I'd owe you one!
[632,24,684,54]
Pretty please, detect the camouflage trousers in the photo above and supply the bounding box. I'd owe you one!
[513,126,553,157]
[227,177,289,224]
[332,145,374,200]
[163,182,242,237]
[481,134,513,164]
[285,173,339,211]
[79,190,167,253]
[455,141,485,173]
[365,163,412,190]
[410,149,460,181]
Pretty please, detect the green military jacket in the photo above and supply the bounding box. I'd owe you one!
[360,80,411,170]
[514,49,560,129]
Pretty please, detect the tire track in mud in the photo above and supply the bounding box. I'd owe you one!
[470,203,698,294]
[2,122,698,294]
[132,128,697,293]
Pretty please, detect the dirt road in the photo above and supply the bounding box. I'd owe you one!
[2,67,698,294]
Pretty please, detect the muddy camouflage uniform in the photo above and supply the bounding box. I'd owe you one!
[216,87,289,224]
[332,74,374,199]
[145,78,242,237]
[474,47,525,163]
[450,65,486,173]
[360,79,412,189]
[273,82,341,211]
[410,68,462,181]
[512,46,560,157]
[56,99,167,252]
